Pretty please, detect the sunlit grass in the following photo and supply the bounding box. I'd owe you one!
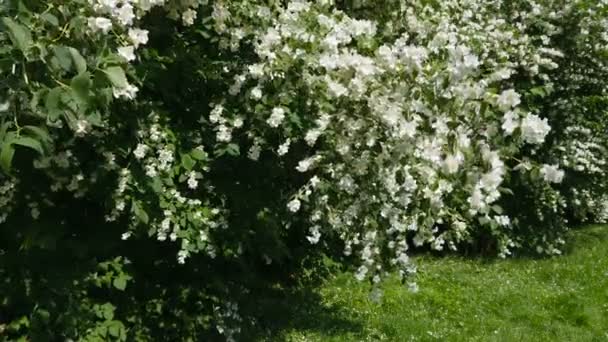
[255,225,608,341]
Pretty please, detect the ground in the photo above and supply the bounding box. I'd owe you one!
[254,225,608,341]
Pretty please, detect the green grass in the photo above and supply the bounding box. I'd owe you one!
[254,225,608,341]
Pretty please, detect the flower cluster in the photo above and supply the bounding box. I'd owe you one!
[0,178,17,224]
[209,0,570,292]
[109,113,225,264]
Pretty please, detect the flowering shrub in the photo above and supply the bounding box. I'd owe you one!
[1,0,607,339]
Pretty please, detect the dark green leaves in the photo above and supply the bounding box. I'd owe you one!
[103,66,128,88]
[191,148,208,161]
[71,71,91,104]
[40,13,59,26]
[52,45,73,71]
[11,136,43,155]
[0,132,46,173]
[112,274,128,291]
[51,46,87,73]
[45,87,64,120]
[1,17,32,53]
[0,140,15,173]
[181,154,195,171]
[69,47,87,74]
[132,200,149,225]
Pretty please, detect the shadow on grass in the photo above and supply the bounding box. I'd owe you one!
[244,285,364,341]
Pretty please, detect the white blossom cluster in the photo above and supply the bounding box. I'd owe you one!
[557,126,607,174]
[108,113,225,264]
[214,301,242,342]
[0,178,17,224]
[208,0,573,291]
[86,0,204,101]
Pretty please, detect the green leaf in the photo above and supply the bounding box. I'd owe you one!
[0,122,11,141]
[491,205,504,215]
[112,275,127,291]
[108,325,119,337]
[131,200,149,224]
[103,66,128,88]
[191,148,207,160]
[45,87,63,120]
[51,46,73,71]
[530,87,546,98]
[40,13,59,26]
[22,125,52,144]
[100,303,115,320]
[150,177,162,193]
[1,17,32,53]
[226,143,240,156]
[181,154,195,171]
[0,141,15,173]
[30,89,47,114]
[71,72,91,104]
[68,47,87,73]
[12,136,43,154]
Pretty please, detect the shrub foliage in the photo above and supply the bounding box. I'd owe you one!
[0,0,607,339]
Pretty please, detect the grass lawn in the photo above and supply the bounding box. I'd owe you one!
[254,225,608,341]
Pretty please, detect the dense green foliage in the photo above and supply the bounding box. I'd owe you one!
[0,0,607,340]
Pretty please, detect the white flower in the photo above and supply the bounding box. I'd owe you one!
[118,46,136,62]
[116,200,126,211]
[310,176,321,188]
[502,111,519,135]
[497,89,521,111]
[0,101,8,112]
[177,250,189,264]
[182,9,197,26]
[161,217,171,231]
[278,139,291,156]
[187,172,199,189]
[31,207,40,220]
[121,232,132,240]
[468,188,485,211]
[306,225,321,244]
[115,4,135,26]
[88,17,113,34]
[145,164,158,177]
[355,265,368,281]
[128,28,149,47]
[248,144,261,160]
[250,87,263,100]
[296,157,316,172]
[443,154,462,174]
[287,198,301,213]
[326,79,347,97]
[540,164,565,183]
[495,215,511,226]
[216,125,232,142]
[267,107,286,127]
[75,119,89,135]
[113,83,139,100]
[305,129,322,146]
[157,148,174,169]
[210,104,224,123]
[248,64,264,77]
[232,117,244,128]
[521,113,551,144]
